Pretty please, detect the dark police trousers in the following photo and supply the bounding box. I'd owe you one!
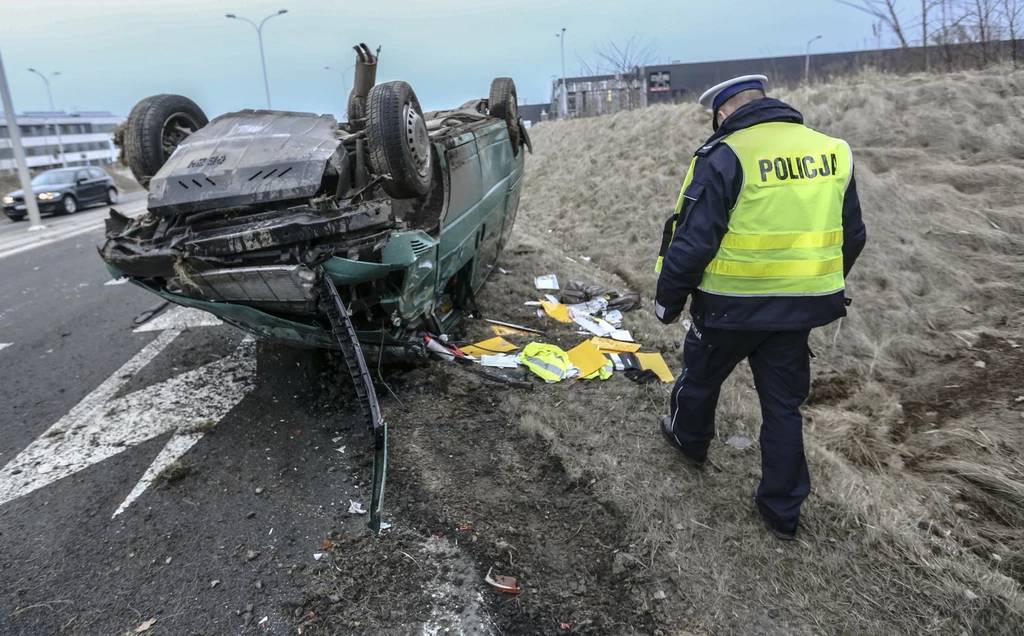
[667,323,812,533]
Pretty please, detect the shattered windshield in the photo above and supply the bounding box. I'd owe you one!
[31,170,75,186]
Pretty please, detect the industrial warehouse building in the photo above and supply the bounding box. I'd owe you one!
[0,111,121,172]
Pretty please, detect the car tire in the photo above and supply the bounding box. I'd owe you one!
[62,195,78,215]
[488,77,520,153]
[107,187,119,205]
[123,94,208,188]
[365,80,433,199]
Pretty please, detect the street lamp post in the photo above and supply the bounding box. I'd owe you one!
[226,10,288,109]
[27,68,66,168]
[1,47,44,229]
[556,28,567,118]
[805,35,823,83]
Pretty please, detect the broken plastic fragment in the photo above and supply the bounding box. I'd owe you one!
[379,522,392,531]
[313,553,324,561]
[336,446,346,454]
[136,618,157,633]
[485,567,522,594]
[534,274,559,291]
[348,500,367,515]
[726,435,753,450]
[258,616,269,626]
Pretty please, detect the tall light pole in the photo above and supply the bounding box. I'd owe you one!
[324,64,355,106]
[27,68,66,168]
[226,10,288,109]
[1,47,44,229]
[805,35,822,83]
[556,28,567,118]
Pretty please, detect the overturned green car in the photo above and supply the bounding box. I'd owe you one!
[100,44,529,531]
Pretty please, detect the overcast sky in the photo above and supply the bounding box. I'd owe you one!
[0,0,880,119]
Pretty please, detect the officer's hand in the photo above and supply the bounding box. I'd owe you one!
[654,299,683,325]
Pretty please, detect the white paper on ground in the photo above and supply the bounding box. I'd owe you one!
[534,274,559,291]
[605,310,623,327]
[481,354,520,369]
[544,293,560,304]
[571,310,614,337]
[348,500,366,515]
[609,329,634,342]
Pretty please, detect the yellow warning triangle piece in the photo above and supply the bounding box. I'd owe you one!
[635,352,675,383]
[567,340,609,379]
[461,337,518,359]
[540,301,573,323]
[591,337,642,353]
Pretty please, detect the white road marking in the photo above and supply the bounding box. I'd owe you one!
[104,277,129,286]
[134,306,223,333]
[0,328,256,514]
[0,199,147,260]
[0,343,10,353]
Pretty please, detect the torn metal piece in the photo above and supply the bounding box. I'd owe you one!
[318,272,387,534]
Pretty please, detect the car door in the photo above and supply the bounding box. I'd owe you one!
[90,168,111,201]
[73,168,95,202]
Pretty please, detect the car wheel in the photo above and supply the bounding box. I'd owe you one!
[366,80,433,199]
[62,195,78,215]
[123,94,208,188]
[107,187,119,205]
[489,77,521,153]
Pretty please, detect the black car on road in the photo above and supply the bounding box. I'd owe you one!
[3,167,119,221]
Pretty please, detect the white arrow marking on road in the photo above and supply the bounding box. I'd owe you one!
[0,306,253,515]
[0,343,10,353]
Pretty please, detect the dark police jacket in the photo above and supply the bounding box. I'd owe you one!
[655,98,867,331]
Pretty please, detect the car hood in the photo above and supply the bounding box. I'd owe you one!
[6,183,74,198]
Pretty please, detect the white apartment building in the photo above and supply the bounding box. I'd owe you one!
[0,111,122,171]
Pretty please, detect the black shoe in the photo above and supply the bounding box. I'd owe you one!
[752,492,797,541]
[660,417,704,467]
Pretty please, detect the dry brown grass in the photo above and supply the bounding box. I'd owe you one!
[472,66,1024,634]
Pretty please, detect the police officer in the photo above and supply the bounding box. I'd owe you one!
[654,75,867,541]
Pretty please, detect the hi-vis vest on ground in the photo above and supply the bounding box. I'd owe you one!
[656,122,852,297]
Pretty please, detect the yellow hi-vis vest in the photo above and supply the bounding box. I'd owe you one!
[657,122,852,297]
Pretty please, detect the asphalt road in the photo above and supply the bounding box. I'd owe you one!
[0,203,368,635]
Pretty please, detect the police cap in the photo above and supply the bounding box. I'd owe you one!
[699,74,769,112]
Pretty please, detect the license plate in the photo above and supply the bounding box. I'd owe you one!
[14,205,25,211]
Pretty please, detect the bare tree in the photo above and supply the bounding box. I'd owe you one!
[966,0,999,63]
[591,34,658,75]
[1001,0,1023,64]
[837,0,912,48]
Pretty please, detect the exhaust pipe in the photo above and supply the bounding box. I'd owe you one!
[347,43,378,131]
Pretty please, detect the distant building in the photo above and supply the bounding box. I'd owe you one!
[547,73,646,120]
[0,111,121,172]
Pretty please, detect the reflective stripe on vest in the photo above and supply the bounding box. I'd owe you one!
[654,156,700,274]
[699,122,851,297]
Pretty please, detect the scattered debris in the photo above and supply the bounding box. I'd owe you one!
[726,435,754,450]
[211,580,221,588]
[313,553,324,561]
[653,590,667,600]
[485,567,522,594]
[135,618,157,632]
[323,539,336,550]
[560,623,572,630]
[1014,396,1024,403]
[332,436,344,443]
[974,360,987,369]
[487,319,545,335]
[481,354,520,369]
[461,337,518,358]
[336,446,347,454]
[255,487,265,495]
[635,352,675,383]
[349,500,367,515]
[541,300,573,323]
[246,511,256,519]
[258,616,269,626]
[132,301,170,325]
[498,267,511,275]
[567,340,610,379]
[156,460,193,483]
[591,337,641,353]
[561,279,641,312]
[534,274,560,291]
[965,589,979,601]
[246,550,260,562]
